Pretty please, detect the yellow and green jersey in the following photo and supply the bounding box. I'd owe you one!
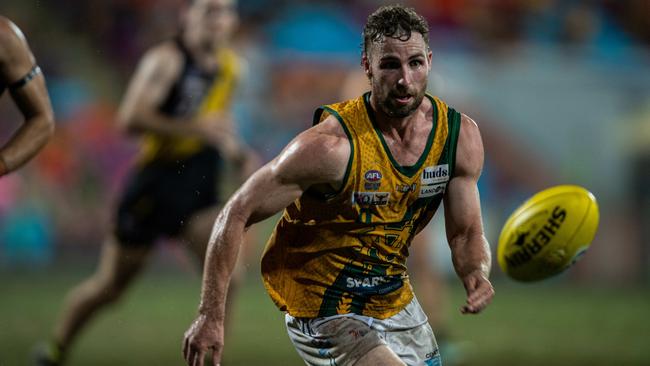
[136,40,240,164]
[261,92,461,319]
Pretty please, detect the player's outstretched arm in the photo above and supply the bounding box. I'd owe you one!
[182,116,349,366]
[443,114,494,315]
[0,17,54,176]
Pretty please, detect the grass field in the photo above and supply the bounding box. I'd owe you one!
[1,264,649,366]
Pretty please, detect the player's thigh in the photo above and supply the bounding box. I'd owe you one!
[384,321,441,366]
[179,205,221,262]
[286,316,392,366]
[355,345,406,366]
[95,235,153,287]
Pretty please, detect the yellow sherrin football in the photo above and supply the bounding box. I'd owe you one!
[497,185,599,282]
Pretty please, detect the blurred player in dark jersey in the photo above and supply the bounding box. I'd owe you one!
[0,16,54,177]
[35,0,256,364]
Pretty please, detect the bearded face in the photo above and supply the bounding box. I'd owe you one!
[365,32,431,118]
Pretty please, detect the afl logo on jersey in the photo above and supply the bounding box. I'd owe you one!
[364,170,382,190]
[364,170,382,182]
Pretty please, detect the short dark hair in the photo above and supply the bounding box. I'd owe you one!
[362,4,429,55]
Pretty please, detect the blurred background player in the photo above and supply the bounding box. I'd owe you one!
[0,15,54,177]
[35,0,256,364]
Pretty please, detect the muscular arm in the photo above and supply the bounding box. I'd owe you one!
[201,117,348,316]
[183,116,349,365]
[0,17,54,176]
[443,114,494,314]
[116,43,198,137]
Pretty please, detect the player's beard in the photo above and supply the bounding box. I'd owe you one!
[378,87,426,118]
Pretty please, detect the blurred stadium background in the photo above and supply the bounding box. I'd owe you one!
[1,0,649,365]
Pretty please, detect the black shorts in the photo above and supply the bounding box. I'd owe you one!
[114,148,221,246]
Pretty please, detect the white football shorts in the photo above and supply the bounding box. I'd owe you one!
[285,297,442,366]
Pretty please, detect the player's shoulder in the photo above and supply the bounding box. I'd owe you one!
[220,45,241,62]
[136,40,184,77]
[0,17,33,69]
[0,16,15,34]
[275,115,350,181]
[0,16,11,30]
[0,17,23,49]
[424,95,481,148]
[143,41,183,64]
[300,115,348,154]
[459,113,481,144]
[218,46,244,79]
[229,51,246,78]
[454,112,484,178]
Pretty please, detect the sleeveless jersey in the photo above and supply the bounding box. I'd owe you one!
[261,92,461,319]
[136,39,240,164]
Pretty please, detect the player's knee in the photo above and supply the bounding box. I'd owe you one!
[98,283,127,305]
[93,275,130,304]
[102,285,124,304]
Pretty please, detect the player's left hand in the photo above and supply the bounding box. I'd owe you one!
[460,270,494,314]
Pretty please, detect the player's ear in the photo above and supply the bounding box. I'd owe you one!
[427,49,432,71]
[362,52,371,79]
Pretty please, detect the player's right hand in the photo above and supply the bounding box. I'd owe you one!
[182,313,224,366]
[194,113,243,161]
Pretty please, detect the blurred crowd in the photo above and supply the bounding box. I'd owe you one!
[1,0,649,282]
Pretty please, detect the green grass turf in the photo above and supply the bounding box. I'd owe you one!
[0,267,649,366]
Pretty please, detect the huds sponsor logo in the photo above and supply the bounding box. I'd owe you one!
[422,165,449,185]
[505,206,567,268]
[364,170,382,183]
[352,192,390,206]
